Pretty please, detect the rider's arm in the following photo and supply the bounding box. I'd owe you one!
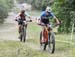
[25,12,32,21]
[15,13,20,19]
[50,12,60,24]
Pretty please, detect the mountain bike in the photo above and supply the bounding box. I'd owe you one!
[15,19,32,42]
[39,24,56,53]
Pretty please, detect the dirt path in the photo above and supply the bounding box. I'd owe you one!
[0,10,18,40]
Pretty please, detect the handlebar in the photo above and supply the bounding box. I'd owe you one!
[15,19,32,22]
[38,22,60,28]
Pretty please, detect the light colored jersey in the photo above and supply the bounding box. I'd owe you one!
[16,12,30,18]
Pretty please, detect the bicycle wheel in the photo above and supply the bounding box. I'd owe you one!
[40,32,45,50]
[23,27,26,42]
[20,27,24,42]
[20,34,22,42]
[48,32,55,53]
[19,27,23,42]
[40,32,42,46]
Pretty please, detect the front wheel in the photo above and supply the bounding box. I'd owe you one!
[19,27,26,42]
[40,32,45,50]
[22,27,26,42]
[40,32,42,46]
[48,32,55,53]
[23,28,26,42]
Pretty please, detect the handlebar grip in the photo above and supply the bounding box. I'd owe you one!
[30,20,32,22]
[15,19,17,21]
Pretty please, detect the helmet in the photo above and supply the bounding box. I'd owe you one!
[21,9,25,13]
[46,6,52,12]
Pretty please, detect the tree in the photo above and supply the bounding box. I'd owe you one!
[52,0,75,33]
[0,0,14,23]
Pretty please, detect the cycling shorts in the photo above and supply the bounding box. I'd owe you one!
[41,19,49,24]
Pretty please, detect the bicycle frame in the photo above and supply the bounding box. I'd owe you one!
[15,19,31,42]
[40,23,55,53]
[41,24,50,43]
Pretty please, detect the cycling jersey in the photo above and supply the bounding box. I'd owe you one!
[40,11,56,24]
[16,12,30,20]
[41,11,56,19]
[16,12,30,25]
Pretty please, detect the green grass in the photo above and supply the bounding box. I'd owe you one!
[0,40,22,57]
[0,40,73,57]
[0,22,75,57]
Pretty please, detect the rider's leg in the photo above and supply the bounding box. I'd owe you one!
[44,41,48,50]
[47,24,52,31]
[24,21,28,29]
[47,24,52,41]
[41,26,45,43]
[25,23,28,29]
[18,25,22,34]
[18,25,22,40]
[42,25,48,43]
[42,25,49,50]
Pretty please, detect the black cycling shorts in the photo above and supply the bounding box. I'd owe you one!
[18,19,25,25]
[41,19,49,24]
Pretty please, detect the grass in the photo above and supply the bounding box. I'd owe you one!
[0,40,72,57]
[0,40,21,57]
[0,22,75,57]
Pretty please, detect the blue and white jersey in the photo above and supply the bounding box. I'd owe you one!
[40,11,56,19]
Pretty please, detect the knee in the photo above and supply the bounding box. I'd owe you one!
[25,24,28,28]
[48,27,52,31]
[18,25,21,33]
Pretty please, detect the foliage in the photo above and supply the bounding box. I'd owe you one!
[12,0,75,33]
[52,0,75,33]
[0,0,14,23]
[17,0,54,10]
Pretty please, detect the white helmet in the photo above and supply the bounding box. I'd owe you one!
[46,6,52,12]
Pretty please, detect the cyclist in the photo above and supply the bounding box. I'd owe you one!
[38,6,60,50]
[15,9,32,37]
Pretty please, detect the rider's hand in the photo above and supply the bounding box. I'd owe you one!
[15,19,17,21]
[55,21,61,26]
[54,17,61,26]
[30,19,32,22]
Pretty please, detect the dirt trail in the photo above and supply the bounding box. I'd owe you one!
[0,11,40,51]
[0,11,18,40]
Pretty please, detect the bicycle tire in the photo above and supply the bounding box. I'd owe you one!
[23,27,26,42]
[40,32,42,46]
[48,32,55,53]
[20,34,22,42]
[19,27,23,42]
[40,31,45,50]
